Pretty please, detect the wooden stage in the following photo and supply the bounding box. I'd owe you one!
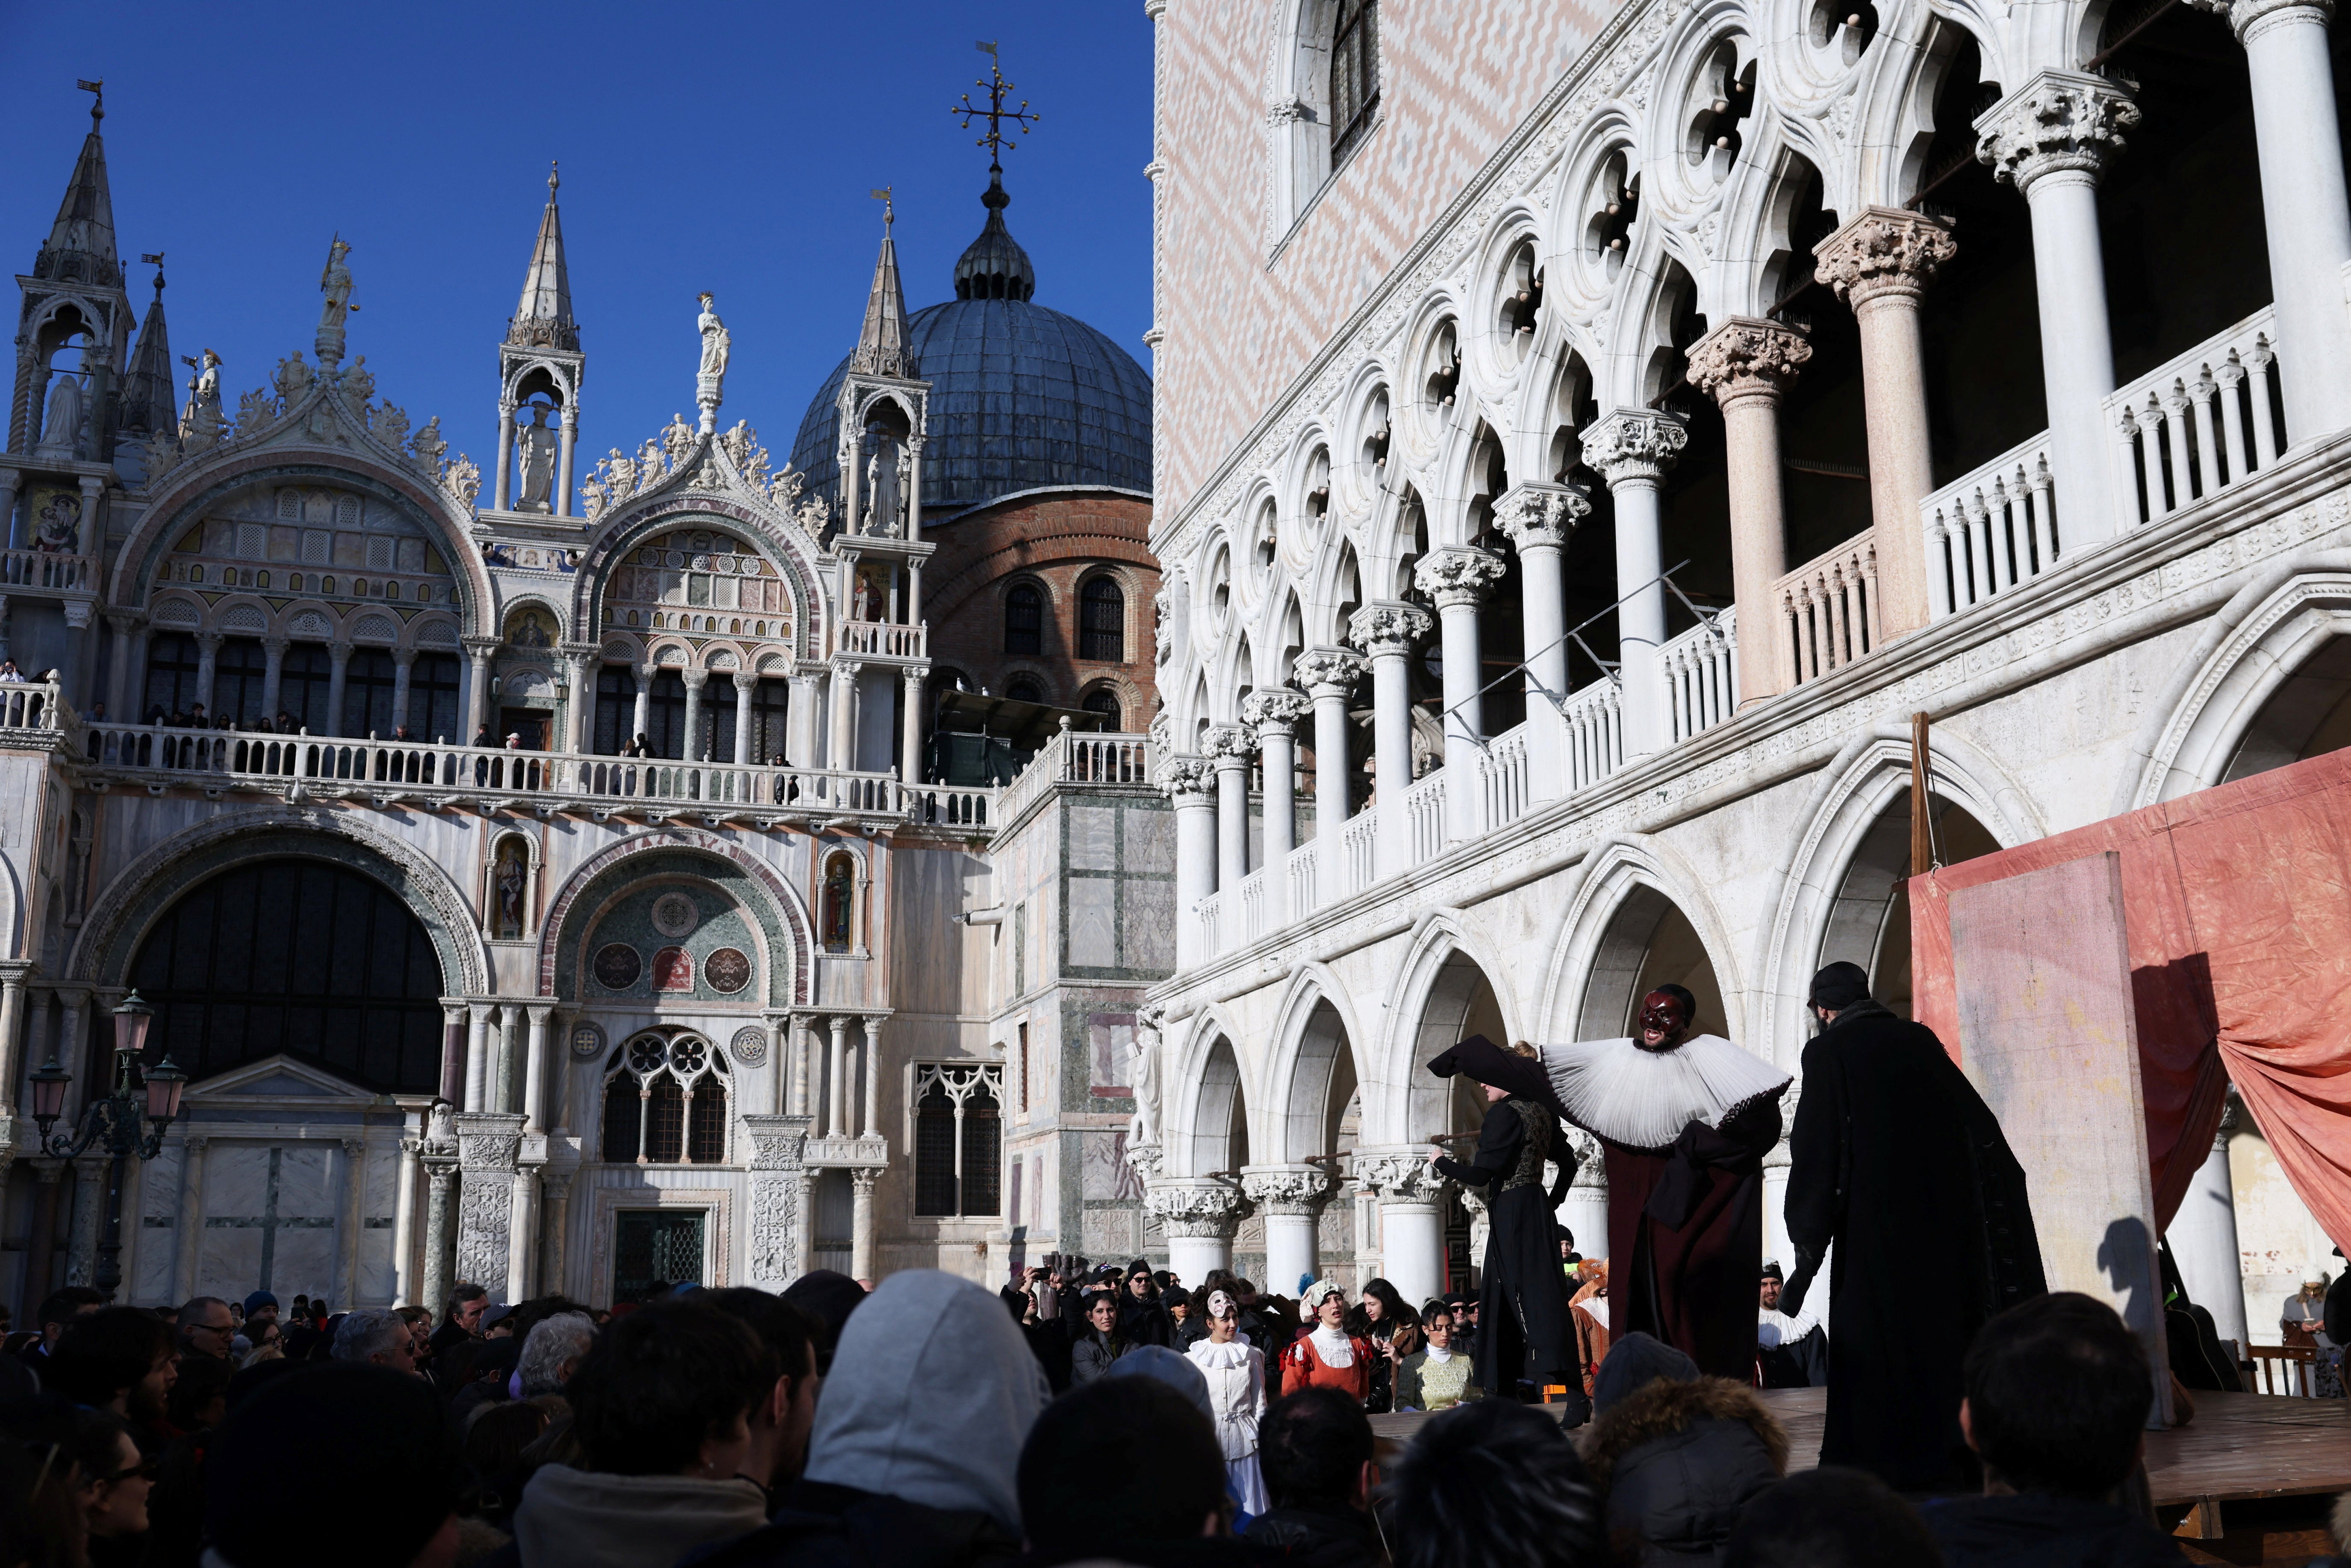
[1372,1389,2351,1564]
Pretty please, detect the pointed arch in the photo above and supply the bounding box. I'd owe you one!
[1537,834,1747,1048]
[1259,963,1374,1165]
[1367,910,1523,1148]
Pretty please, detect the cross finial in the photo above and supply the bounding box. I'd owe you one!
[952,41,1040,176]
[871,186,894,231]
[75,77,103,125]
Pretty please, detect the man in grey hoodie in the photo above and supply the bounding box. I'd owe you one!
[692,1269,1052,1568]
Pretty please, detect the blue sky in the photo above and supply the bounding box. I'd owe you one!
[0,1,1155,482]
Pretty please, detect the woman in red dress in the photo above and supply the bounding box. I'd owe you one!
[1278,1279,1373,1405]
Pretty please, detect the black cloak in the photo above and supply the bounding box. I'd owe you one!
[1783,997,2044,1491]
[1429,1037,1579,1394]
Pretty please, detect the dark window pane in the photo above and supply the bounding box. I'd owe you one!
[645,1076,686,1163]
[914,1084,957,1215]
[1079,578,1125,663]
[1004,584,1044,656]
[688,1082,728,1164]
[603,1078,643,1163]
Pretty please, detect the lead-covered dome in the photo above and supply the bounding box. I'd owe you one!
[790,179,1152,522]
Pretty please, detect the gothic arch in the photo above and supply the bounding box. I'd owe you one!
[1752,725,2038,1067]
[112,451,495,632]
[1537,834,1745,1045]
[1370,911,1522,1149]
[1259,962,1373,1165]
[1164,1001,1256,1178]
[2121,557,2351,811]
[536,828,812,1008]
[572,499,826,665]
[68,810,489,996]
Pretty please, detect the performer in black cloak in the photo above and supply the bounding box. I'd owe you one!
[1782,961,2044,1492]
[1425,1036,1578,1403]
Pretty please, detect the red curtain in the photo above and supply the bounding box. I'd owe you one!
[1910,748,2351,1243]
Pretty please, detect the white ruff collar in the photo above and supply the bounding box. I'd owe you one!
[1540,1034,1790,1150]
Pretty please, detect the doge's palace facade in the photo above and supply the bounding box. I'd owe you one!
[1137,0,2351,1342]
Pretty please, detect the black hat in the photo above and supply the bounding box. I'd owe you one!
[1761,1261,1785,1281]
[1807,961,1872,1010]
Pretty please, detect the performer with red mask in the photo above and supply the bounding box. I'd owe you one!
[1537,984,1790,1379]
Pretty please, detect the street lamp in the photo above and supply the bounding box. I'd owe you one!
[29,990,189,1293]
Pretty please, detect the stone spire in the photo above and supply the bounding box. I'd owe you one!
[851,193,915,378]
[36,82,120,286]
[119,253,174,437]
[507,162,578,351]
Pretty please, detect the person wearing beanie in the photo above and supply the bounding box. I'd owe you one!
[1782,959,2045,1491]
[205,1362,461,1568]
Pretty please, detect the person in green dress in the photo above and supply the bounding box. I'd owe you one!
[1394,1301,1483,1412]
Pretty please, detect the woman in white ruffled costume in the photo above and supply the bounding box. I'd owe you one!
[1185,1288,1268,1514]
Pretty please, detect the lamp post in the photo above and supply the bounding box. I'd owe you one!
[28,991,188,1294]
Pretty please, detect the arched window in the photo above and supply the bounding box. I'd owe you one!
[1004,583,1044,655]
[143,633,200,719]
[646,671,688,758]
[126,857,446,1092]
[1081,687,1122,731]
[1079,577,1125,663]
[1331,0,1382,165]
[594,664,638,755]
[822,853,856,954]
[1005,675,1047,706]
[913,1063,1005,1217]
[281,645,333,731]
[412,653,462,743]
[601,1034,728,1164]
[214,639,268,725]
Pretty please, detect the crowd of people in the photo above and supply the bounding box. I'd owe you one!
[3,1258,2330,1568]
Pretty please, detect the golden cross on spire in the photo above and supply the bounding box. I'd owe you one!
[952,41,1040,174]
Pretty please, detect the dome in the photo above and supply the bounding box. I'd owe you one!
[790,185,1152,521]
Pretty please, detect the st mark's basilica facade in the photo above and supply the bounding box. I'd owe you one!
[0,84,1169,1316]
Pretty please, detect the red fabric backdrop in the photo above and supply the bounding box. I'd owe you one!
[1911,748,2351,1242]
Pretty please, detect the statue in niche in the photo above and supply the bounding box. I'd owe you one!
[852,567,882,622]
[516,402,558,510]
[696,292,730,397]
[864,426,902,535]
[494,843,526,939]
[1129,1013,1162,1149]
[317,238,355,335]
[41,365,85,451]
[507,608,555,649]
[822,856,854,953]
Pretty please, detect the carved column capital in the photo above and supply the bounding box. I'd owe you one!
[679,668,710,691]
[1291,645,1367,698]
[1579,409,1689,488]
[1158,753,1219,803]
[1145,1179,1246,1240]
[1348,601,1432,658]
[1352,1147,1449,1204]
[1412,545,1508,609]
[1240,687,1312,740]
[1685,317,1813,407]
[2186,0,2332,41]
[1493,482,1590,551]
[1205,723,1257,766]
[1974,71,2141,194]
[1814,206,1957,308]
[849,1166,882,1197]
[1240,1164,1334,1216]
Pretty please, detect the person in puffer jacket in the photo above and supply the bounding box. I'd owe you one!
[1579,1332,1787,1566]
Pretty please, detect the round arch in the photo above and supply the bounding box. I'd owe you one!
[537,828,811,1008]
[1258,964,1373,1166]
[1373,914,1519,1150]
[571,498,826,665]
[1538,835,1746,1046]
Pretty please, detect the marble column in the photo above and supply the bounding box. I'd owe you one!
[391,649,416,733]
[462,638,498,745]
[1291,648,1366,857]
[105,613,138,722]
[1359,1151,1449,1307]
[173,1133,211,1300]
[899,667,927,785]
[421,1158,458,1312]
[1414,546,1508,841]
[2172,1107,2251,1348]
[557,406,579,520]
[858,1016,881,1140]
[850,1167,879,1282]
[0,970,24,1116]
[1207,724,1255,892]
[523,1004,552,1135]
[493,399,516,512]
[324,642,352,739]
[1241,689,1311,885]
[1242,1165,1332,1297]
[540,1170,574,1298]
[564,648,596,753]
[680,669,708,762]
[1687,318,1813,702]
[632,662,655,749]
[826,1015,849,1139]
[506,1166,538,1302]
[259,637,288,722]
[1148,1180,1245,1287]
[338,1137,368,1308]
[827,664,857,773]
[787,672,821,767]
[1976,72,2139,535]
[2189,0,2351,436]
[500,1005,527,1114]
[1494,483,1588,702]
[464,1003,493,1114]
[392,1132,421,1306]
[731,671,756,765]
[1347,602,1430,878]
[1164,756,1219,967]
[1562,1130,1608,1273]
[1815,207,1956,636]
[55,991,88,1113]
[194,632,222,714]
[1581,412,1688,755]
[64,1160,105,1287]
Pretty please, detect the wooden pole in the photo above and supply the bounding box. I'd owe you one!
[1910,710,1933,875]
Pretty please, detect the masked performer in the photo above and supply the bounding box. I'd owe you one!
[1539,985,1790,1380]
[1782,961,2042,1490]
[1424,1038,1578,1403]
